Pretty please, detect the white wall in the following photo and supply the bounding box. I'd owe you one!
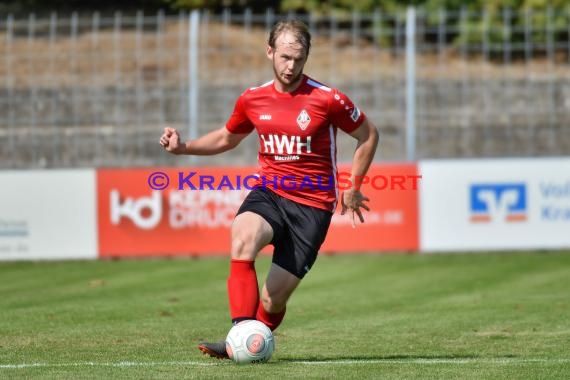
[0,170,97,260]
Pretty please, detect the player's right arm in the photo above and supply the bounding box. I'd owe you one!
[160,126,249,155]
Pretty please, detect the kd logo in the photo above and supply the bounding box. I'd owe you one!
[110,190,162,229]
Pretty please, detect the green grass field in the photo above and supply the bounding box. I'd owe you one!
[1,251,569,379]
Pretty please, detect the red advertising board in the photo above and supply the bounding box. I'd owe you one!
[97,164,419,258]
[322,163,419,252]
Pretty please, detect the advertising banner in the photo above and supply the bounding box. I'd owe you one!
[420,158,570,252]
[97,167,251,257]
[0,170,97,260]
[97,164,420,257]
[323,163,419,253]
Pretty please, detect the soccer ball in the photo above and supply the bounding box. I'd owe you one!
[225,320,275,364]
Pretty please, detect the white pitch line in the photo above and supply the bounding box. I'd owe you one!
[0,361,222,369]
[1,358,569,369]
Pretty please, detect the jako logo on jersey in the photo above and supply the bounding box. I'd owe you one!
[259,114,272,121]
[110,190,162,229]
[260,134,312,154]
[297,109,311,130]
[469,183,527,223]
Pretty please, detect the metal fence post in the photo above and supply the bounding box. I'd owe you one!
[90,12,101,165]
[546,6,556,149]
[70,12,79,165]
[502,7,513,155]
[113,11,124,161]
[188,10,200,164]
[329,14,337,84]
[177,10,187,155]
[405,7,416,161]
[5,15,15,166]
[524,8,535,156]
[48,12,59,166]
[27,13,38,166]
[135,10,145,159]
[156,10,165,145]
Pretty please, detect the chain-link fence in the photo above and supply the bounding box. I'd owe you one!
[1,8,569,168]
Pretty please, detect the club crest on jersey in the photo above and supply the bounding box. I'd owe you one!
[296,109,311,131]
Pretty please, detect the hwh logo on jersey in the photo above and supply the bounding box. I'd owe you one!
[260,134,312,155]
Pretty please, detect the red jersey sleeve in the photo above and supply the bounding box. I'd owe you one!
[225,92,255,134]
[328,88,366,134]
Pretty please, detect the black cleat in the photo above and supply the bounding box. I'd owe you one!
[198,340,230,360]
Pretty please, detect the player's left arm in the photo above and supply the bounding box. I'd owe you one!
[341,117,379,227]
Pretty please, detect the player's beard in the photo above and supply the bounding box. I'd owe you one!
[273,65,304,92]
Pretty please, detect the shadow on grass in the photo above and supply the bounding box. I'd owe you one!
[278,353,518,362]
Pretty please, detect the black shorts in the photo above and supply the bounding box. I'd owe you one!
[236,188,333,279]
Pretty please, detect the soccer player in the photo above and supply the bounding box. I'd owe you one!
[159,19,378,359]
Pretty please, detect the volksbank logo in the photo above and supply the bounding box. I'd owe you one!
[469,183,527,223]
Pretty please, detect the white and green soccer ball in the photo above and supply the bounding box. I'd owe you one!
[225,320,275,364]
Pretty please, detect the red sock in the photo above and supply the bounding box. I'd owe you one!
[227,259,259,323]
[256,303,286,331]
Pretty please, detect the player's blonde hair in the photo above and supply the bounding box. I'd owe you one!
[268,20,311,56]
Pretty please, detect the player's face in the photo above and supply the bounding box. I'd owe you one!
[266,31,308,92]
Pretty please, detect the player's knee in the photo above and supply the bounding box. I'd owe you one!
[231,234,256,260]
[231,222,272,260]
[231,237,249,259]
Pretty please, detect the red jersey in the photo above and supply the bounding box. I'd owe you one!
[225,75,366,212]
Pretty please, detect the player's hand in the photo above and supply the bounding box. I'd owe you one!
[159,127,185,154]
[340,189,370,228]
